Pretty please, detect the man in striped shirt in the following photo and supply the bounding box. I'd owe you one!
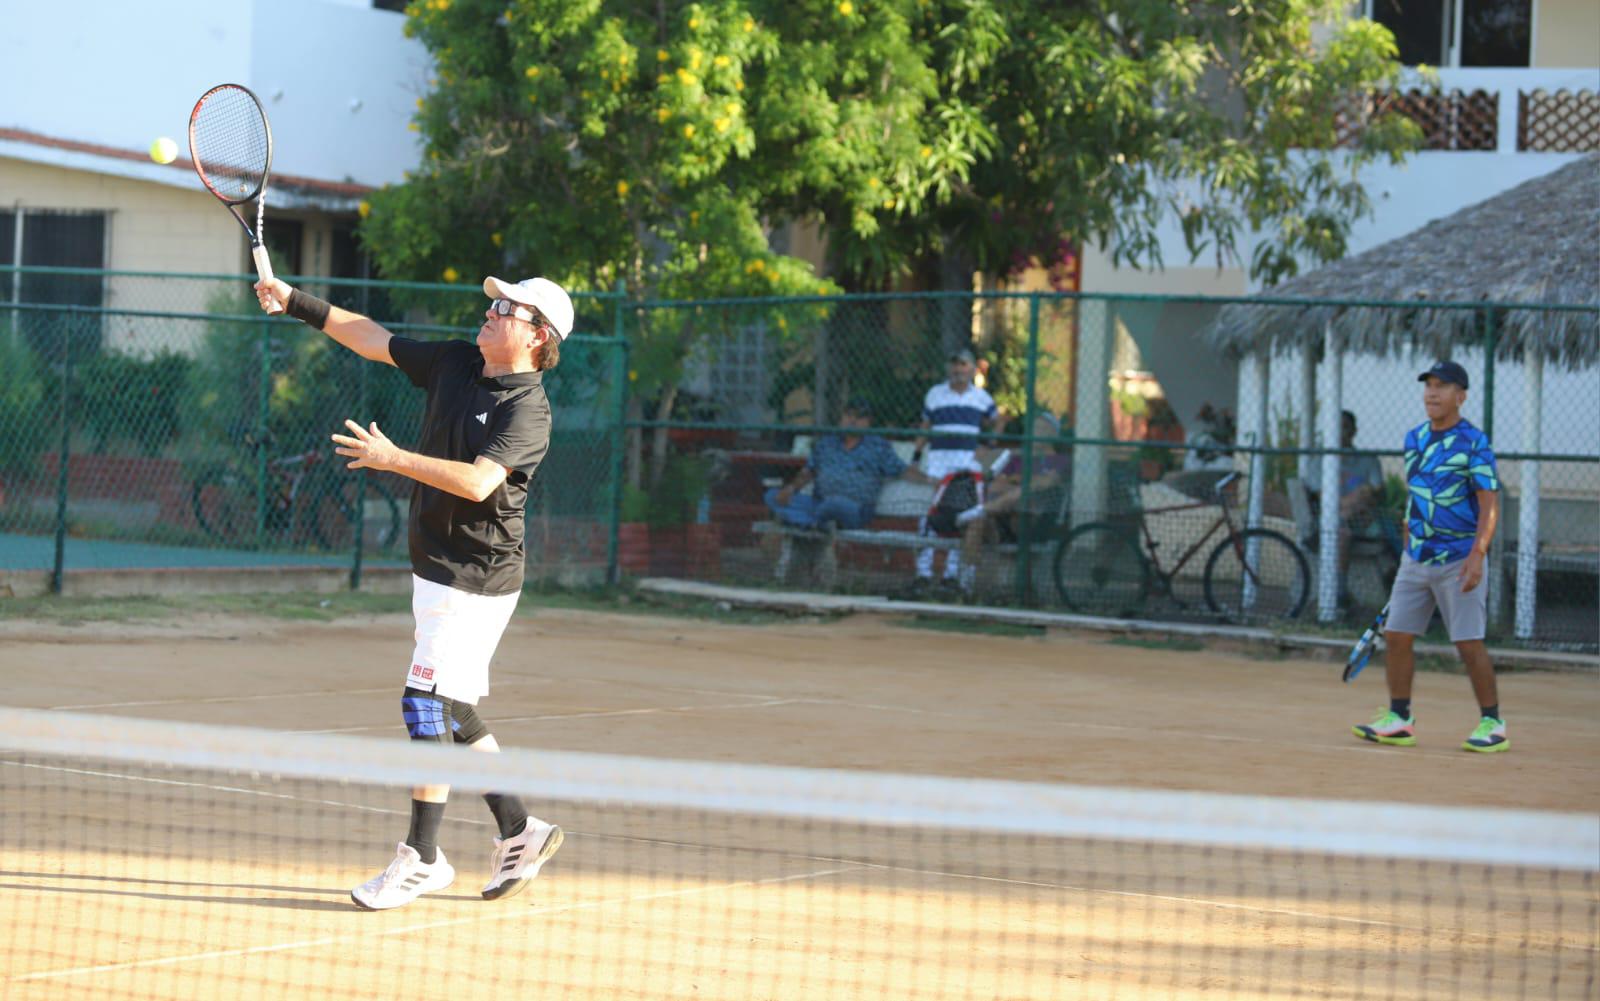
[912,348,1005,597]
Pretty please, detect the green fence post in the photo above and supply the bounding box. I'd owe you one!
[350,355,367,591]
[1481,307,1498,439]
[1013,294,1043,605]
[606,280,627,586]
[50,310,74,595]
[255,318,271,551]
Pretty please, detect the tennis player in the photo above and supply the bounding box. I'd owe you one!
[1353,361,1506,753]
[255,273,570,908]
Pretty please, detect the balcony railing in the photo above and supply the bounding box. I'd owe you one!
[1336,68,1599,154]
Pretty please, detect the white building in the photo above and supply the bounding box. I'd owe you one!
[1,0,428,333]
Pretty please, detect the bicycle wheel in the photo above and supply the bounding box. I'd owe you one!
[311,475,403,552]
[1204,528,1310,623]
[1053,522,1150,616]
[191,467,261,548]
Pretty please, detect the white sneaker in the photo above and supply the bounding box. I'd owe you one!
[351,842,455,910]
[482,821,563,900]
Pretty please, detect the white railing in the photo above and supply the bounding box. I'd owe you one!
[1405,67,1600,154]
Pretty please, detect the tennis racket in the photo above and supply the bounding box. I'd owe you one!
[188,83,281,313]
[1342,603,1389,683]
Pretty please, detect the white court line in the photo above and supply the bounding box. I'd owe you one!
[295,697,803,735]
[10,864,859,982]
[48,688,398,711]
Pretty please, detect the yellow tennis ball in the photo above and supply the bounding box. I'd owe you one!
[149,137,178,164]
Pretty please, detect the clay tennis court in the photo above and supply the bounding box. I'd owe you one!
[3,603,1597,999]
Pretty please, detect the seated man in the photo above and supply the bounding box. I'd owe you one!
[766,398,932,530]
[1307,409,1391,600]
[955,412,1072,597]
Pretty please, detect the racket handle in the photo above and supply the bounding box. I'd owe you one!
[252,244,283,315]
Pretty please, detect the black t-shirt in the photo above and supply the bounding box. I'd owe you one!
[388,337,552,596]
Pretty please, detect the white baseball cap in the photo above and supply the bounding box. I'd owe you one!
[483,275,574,340]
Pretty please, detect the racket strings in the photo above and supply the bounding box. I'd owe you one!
[191,87,270,203]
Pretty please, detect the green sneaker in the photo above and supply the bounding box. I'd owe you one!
[1352,709,1416,746]
[1463,716,1509,753]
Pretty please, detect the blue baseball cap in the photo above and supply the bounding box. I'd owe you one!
[1417,360,1469,389]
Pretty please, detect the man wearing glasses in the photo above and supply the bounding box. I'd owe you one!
[255,274,569,909]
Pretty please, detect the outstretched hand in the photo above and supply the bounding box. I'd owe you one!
[332,419,402,472]
[254,278,292,316]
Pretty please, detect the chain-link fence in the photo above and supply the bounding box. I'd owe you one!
[0,267,625,592]
[1,267,1593,651]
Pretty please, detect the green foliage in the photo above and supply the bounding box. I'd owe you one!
[366,0,1415,309]
[0,336,47,475]
[77,352,194,456]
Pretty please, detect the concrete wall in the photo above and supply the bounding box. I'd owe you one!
[0,0,427,188]
[1534,0,1600,67]
[3,159,239,278]
[1078,245,1248,438]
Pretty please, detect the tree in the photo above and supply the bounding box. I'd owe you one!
[361,0,1417,477]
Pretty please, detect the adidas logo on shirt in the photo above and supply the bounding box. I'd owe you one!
[475,412,488,424]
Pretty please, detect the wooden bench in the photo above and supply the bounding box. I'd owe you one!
[750,474,1067,593]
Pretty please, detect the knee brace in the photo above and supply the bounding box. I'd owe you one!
[401,687,454,742]
[449,700,490,745]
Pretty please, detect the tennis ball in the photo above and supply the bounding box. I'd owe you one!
[149,137,178,165]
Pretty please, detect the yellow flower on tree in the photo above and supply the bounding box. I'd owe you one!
[442,267,459,283]
[838,1,853,15]
[714,55,730,68]
[524,66,540,78]
[714,117,729,132]
[657,107,672,122]
[920,145,932,158]
[491,232,503,247]
[743,17,755,31]
[616,180,630,197]
[658,49,669,62]
[357,200,371,219]
[688,16,700,29]
[683,123,696,138]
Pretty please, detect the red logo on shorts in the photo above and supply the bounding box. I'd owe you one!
[411,664,434,681]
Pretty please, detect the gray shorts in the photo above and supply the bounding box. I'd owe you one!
[1386,553,1486,642]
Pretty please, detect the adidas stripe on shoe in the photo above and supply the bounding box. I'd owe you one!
[482,821,563,901]
[351,842,455,910]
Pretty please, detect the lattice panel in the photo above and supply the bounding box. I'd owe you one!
[1335,89,1498,151]
[1519,89,1600,153]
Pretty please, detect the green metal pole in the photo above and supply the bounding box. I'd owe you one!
[256,319,270,551]
[1481,307,1498,439]
[350,355,368,591]
[1014,294,1043,605]
[50,311,73,595]
[605,280,627,585]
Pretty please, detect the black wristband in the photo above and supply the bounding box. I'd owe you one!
[285,288,332,331]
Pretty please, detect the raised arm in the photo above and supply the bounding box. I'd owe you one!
[255,279,396,366]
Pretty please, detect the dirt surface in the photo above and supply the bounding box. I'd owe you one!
[3,605,1597,999]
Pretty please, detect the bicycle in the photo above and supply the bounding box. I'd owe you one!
[191,430,402,553]
[1052,471,1310,622]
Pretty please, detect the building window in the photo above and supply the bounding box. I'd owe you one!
[372,0,408,11]
[1459,0,1531,68]
[1368,0,1530,68]
[2,209,108,357]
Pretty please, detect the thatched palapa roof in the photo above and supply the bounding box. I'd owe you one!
[1206,155,1599,369]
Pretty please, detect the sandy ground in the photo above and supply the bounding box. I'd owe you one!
[2,605,1596,999]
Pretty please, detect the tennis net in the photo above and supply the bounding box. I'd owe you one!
[1,706,1594,1000]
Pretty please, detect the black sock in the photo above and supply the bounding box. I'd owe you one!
[1481,704,1500,722]
[484,792,528,839]
[1390,698,1411,720]
[406,799,447,864]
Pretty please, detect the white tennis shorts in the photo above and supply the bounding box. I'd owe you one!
[404,575,520,705]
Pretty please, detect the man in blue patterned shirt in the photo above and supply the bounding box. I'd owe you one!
[1353,361,1507,753]
[767,398,932,529]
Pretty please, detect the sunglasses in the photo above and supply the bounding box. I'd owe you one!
[490,298,538,322]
